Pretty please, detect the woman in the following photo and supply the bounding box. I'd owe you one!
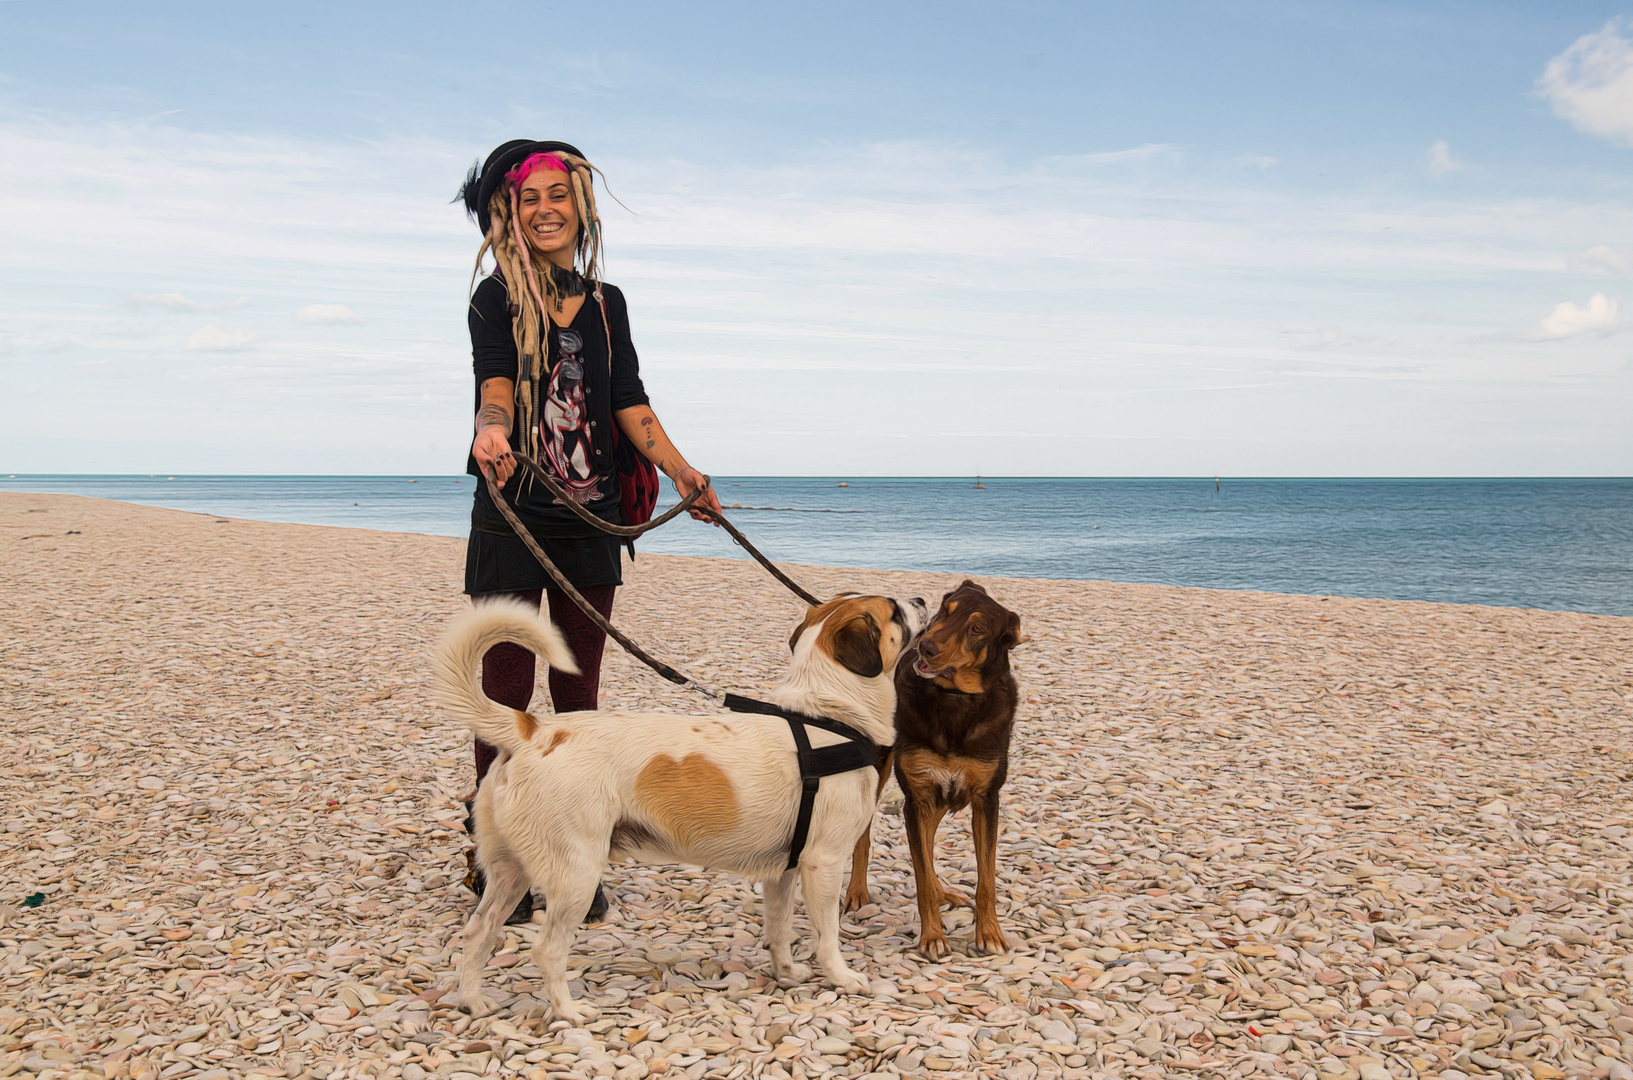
[457,140,722,923]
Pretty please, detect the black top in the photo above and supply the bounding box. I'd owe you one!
[466,275,651,537]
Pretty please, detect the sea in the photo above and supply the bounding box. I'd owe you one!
[4,474,1631,618]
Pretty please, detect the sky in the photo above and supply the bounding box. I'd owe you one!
[1,0,1631,477]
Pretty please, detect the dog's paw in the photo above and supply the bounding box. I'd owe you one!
[552,998,598,1025]
[841,884,871,913]
[829,968,870,996]
[971,924,1011,956]
[775,962,813,988]
[916,932,952,961]
[458,991,497,1018]
[937,881,971,908]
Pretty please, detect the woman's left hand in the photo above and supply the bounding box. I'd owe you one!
[613,405,723,524]
[674,466,723,523]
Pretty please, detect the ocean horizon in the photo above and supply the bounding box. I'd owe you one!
[4,473,1631,618]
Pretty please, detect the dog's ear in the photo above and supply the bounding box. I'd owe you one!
[829,612,884,678]
[999,609,1024,650]
[957,579,988,596]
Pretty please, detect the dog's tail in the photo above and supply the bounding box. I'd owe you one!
[431,599,580,755]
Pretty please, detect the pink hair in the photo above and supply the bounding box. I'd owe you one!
[506,151,569,189]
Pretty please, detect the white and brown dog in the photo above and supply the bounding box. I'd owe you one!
[431,592,928,1021]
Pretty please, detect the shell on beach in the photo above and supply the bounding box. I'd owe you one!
[3,492,1633,1080]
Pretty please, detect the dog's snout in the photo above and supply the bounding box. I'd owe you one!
[897,596,932,640]
[919,638,940,659]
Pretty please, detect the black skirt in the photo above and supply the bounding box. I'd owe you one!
[463,523,624,596]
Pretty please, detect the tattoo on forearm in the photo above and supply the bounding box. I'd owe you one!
[476,403,512,434]
[640,414,657,451]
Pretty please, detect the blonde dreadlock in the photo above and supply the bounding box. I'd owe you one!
[467,151,612,474]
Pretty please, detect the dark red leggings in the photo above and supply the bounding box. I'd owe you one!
[474,585,616,783]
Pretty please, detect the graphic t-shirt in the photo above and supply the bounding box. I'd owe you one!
[539,327,612,506]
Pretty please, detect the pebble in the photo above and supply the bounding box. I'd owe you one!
[4,492,1633,1080]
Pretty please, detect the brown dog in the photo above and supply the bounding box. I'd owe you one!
[845,580,1022,959]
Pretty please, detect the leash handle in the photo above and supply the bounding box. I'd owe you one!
[511,452,705,537]
[510,451,821,607]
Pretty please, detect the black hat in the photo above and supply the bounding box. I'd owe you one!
[458,139,587,235]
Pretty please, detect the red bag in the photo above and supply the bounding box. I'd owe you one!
[613,425,660,553]
[595,284,661,549]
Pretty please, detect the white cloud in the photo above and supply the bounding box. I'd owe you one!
[296,304,362,325]
[1537,18,1633,147]
[1568,244,1630,274]
[185,324,255,351]
[1080,142,1178,164]
[4,117,1633,474]
[132,292,201,311]
[1533,293,1619,339]
[131,292,250,312]
[1427,139,1459,179]
[1285,328,1383,352]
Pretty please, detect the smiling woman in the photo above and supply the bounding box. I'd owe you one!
[452,140,724,925]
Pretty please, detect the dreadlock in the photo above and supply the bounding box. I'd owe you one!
[467,151,612,473]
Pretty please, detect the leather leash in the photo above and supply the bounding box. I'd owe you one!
[507,452,820,606]
[479,464,881,869]
[482,465,722,701]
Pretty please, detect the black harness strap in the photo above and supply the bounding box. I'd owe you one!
[722,693,877,870]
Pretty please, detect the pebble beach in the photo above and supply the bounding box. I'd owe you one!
[3,491,1632,1080]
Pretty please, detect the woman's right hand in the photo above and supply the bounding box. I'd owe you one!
[472,427,517,489]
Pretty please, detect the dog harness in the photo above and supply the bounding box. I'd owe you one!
[722,693,879,870]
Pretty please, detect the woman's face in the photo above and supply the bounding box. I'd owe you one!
[516,166,579,266]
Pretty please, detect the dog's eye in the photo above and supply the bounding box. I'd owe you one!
[969,625,985,636]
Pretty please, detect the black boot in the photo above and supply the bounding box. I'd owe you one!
[530,882,610,924]
[464,801,535,925]
[584,883,609,923]
[503,884,536,925]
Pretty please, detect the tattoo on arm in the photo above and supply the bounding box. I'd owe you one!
[476,403,512,434]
